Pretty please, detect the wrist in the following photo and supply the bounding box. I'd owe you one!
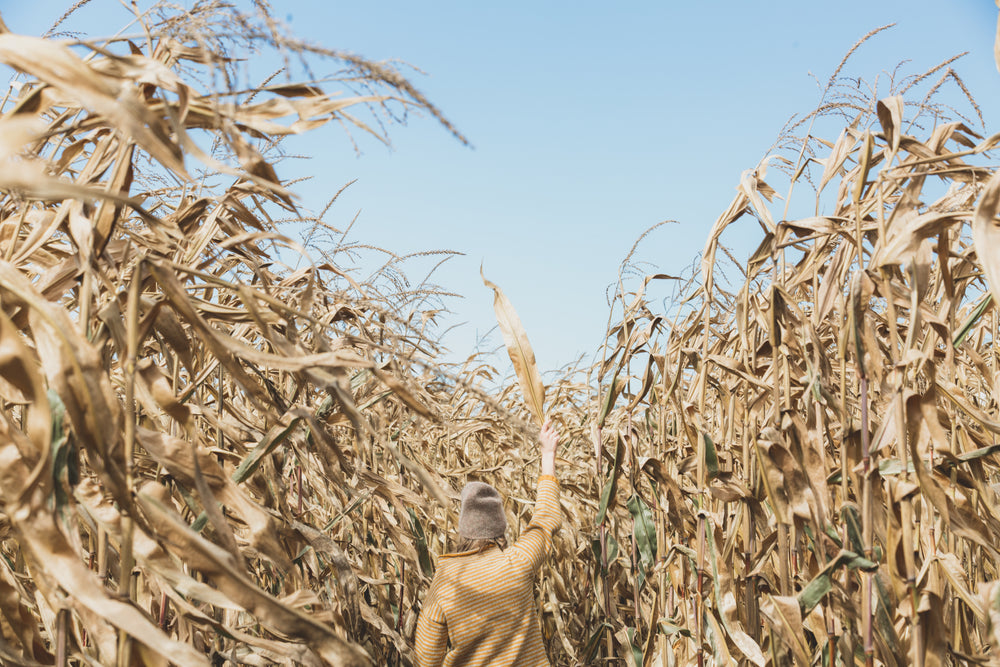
[541,451,556,476]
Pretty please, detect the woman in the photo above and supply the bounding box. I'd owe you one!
[414,420,561,667]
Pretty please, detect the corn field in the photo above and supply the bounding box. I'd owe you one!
[3,3,1000,666]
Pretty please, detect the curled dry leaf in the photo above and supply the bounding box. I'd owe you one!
[481,267,546,426]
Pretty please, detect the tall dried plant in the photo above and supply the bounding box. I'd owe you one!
[3,5,1000,667]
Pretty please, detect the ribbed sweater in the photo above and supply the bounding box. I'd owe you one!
[414,475,561,667]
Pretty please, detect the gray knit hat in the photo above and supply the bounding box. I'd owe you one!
[458,482,507,540]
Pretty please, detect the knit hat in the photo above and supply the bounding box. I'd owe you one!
[458,481,507,540]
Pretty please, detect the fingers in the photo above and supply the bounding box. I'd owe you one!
[540,420,558,450]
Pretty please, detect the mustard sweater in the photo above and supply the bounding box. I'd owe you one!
[414,475,561,667]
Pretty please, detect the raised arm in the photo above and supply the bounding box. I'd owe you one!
[510,420,562,569]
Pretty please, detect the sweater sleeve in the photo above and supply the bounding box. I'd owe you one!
[509,475,561,571]
[414,580,448,667]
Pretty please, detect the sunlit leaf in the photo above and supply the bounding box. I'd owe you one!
[481,268,546,426]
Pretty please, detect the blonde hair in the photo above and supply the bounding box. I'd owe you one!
[452,536,508,554]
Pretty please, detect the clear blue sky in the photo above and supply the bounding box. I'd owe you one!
[5,1,999,376]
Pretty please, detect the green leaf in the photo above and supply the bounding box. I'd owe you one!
[878,459,914,476]
[626,493,657,579]
[625,627,643,667]
[658,621,693,638]
[232,415,303,484]
[669,543,697,562]
[408,508,434,578]
[190,511,208,533]
[596,478,615,528]
[953,293,992,348]
[49,390,68,464]
[703,432,720,480]
[582,622,611,663]
[957,443,1000,463]
[702,612,727,664]
[849,271,868,380]
[607,531,619,564]
[597,371,621,429]
[591,530,620,567]
[839,550,877,572]
[797,572,833,614]
[595,435,625,527]
[797,544,880,615]
[841,503,865,555]
[823,524,844,548]
[590,531,619,588]
[873,573,900,652]
[49,389,75,512]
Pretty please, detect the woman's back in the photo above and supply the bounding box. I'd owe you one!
[422,544,548,666]
[414,469,561,667]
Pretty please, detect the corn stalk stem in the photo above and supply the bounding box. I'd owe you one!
[397,559,405,633]
[695,512,705,666]
[56,608,69,667]
[860,376,873,667]
[159,591,169,631]
[594,424,612,658]
[297,464,304,516]
[117,257,143,667]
